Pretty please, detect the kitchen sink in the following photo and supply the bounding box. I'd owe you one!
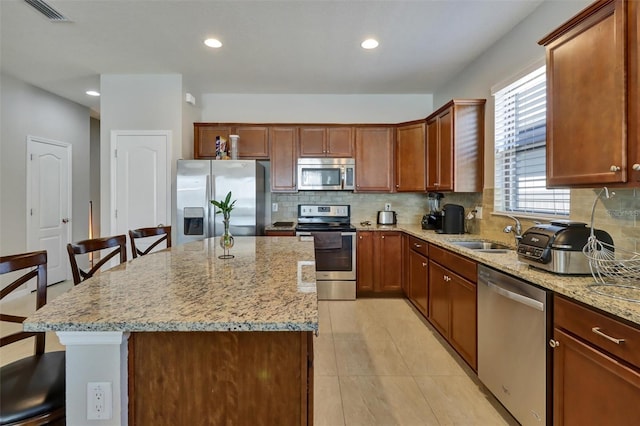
[449,240,513,253]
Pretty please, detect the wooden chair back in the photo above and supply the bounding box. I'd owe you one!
[129,225,172,259]
[67,235,127,285]
[0,250,47,354]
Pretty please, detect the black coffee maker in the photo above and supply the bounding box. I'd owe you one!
[421,192,444,230]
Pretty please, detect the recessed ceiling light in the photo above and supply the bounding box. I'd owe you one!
[86,90,100,97]
[204,38,223,48]
[361,38,379,49]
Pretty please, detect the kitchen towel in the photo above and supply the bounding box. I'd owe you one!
[311,232,342,250]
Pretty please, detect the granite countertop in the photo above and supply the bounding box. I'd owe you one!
[24,237,318,333]
[358,223,640,327]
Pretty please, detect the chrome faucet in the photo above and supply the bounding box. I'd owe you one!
[503,215,523,245]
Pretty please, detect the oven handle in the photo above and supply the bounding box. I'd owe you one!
[487,282,544,311]
[296,232,356,237]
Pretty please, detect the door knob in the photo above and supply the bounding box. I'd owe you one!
[610,165,621,172]
[633,163,640,171]
[62,218,70,224]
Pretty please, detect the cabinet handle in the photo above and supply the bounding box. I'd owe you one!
[633,163,640,171]
[610,165,621,172]
[359,236,362,239]
[592,327,625,344]
[414,243,422,248]
[549,339,560,348]
[422,262,427,267]
[61,218,70,224]
[382,235,385,239]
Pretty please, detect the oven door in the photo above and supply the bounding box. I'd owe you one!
[296,231,356,281]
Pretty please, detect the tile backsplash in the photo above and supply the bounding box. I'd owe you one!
[271,187,638,254]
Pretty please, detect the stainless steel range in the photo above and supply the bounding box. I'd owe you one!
[295,204,356,300]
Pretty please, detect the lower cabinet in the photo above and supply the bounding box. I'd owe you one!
[265,229,296,236]
[356,231,402,295]
[553,296,640,425]
[428,245,477,370]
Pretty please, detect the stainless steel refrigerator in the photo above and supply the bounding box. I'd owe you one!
[176,160,265,245]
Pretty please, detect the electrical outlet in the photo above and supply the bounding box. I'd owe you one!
[384,203,391,211]
[475,206,483,219]
[272,202,278,212]
[87,382,112,420]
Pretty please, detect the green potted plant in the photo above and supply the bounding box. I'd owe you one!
[211,191,236,255]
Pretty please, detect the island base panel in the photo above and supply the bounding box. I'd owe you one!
[128,331,313,425]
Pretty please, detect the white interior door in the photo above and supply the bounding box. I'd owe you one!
[26,136,72,287]
[111,131,171,259]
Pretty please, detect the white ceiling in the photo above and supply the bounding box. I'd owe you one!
[0,0,544,115]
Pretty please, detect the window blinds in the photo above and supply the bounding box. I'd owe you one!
[494,66,569,216]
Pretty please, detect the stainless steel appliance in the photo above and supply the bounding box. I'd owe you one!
[176,160,265,245]
[377,211,397,225]
[478,265,552,426]
[295,204,356,300]
[517,220,613,274]
[297,158,355,191]
[422,192,444,230]
[438,203,465,234]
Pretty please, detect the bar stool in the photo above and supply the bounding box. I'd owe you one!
[67,235,127,285]
[129,225,172,259]
[0,250,65,425]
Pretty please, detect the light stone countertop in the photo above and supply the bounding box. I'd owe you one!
[358,223,640,327]
[24,237,318,333]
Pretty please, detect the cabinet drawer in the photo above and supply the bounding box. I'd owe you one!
[428,244,476,283]
[408,236,428,257]
[555,295,640,369]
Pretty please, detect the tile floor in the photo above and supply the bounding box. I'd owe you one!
[2,283,517,425]
[314,298,518,426]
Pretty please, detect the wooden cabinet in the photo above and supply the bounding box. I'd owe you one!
[553,295,640,425]
[194,124,269,159]
[235,126,270,159]
[194,124,232,158]
[539,0,640,187]
[354,127,395,192]
[269,127,298,192]
[265,230,296,236]
[299,127,354,157]
[395,121,426,192]
[356,231,403,295]
[426,100,485,192]
[407,236,428,315]
[428,245,477,370]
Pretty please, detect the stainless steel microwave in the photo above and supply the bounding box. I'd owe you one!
[297,158,355,191]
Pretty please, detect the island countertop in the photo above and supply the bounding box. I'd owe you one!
[24,237,318,333]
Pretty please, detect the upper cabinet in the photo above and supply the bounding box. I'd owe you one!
[354,127,395,192]
[299,127,354,157]
[395,121,426,192]
[194,124,269,159]
[426,100,485,192]
[269,127,298,192]
[539,0,639,187]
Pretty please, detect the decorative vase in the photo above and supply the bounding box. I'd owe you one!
[219,216,234,259]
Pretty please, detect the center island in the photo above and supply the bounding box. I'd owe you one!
[24,237,318,426]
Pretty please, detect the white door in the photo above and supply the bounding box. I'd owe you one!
[26,136,72,286]
[111,131,171,259]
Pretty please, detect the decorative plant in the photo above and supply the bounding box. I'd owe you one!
[211,191,237,221]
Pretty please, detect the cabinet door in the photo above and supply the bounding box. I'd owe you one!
[378,232,402,293]
[426,118,439,190]
[355,127,394,192]
[553,328,640,425]
[235,126,270,159]
[395,123,426,192]
[194,125,231,158]
[436,108,453,191]
[408,250,428,315]
[299,127,326,157]
[326,127,354,157]
[449,273,477,370]
[543,0,627,186]
[428,261,449,337]
[270,127,298,192]
[356,231,375,292]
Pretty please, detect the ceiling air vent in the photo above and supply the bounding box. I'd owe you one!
[24,0,71,22]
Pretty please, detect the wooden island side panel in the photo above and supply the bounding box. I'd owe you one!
[129,331,313,425]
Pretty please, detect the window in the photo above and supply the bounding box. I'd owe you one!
[493,65,569,217]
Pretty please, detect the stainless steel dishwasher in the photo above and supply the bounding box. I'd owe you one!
[477,265,552,426]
